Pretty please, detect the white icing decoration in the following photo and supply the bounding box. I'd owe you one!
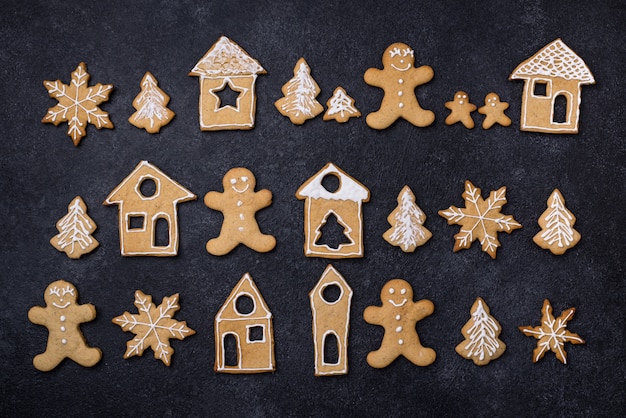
[60,316,66,322]
[61,339,67,345]
[461,299,501,362]
[325,88,359,118]
[60,326,66,332]
[538,190,577,248]
[130,72,173,130]
[52,302,70,309]
[398,339,404,345]
[388,299,407,307]
[278,60,322,119]
[296,163,369,202]
[189,36,265,76]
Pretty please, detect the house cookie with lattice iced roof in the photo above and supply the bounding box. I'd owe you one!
[510,38,595,134]
[189,36,266,131]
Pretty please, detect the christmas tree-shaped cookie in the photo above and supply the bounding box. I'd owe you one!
[129,72,175,133]
[50,196,99,259]
[275,57,324,125]
[533,189,580,255]
[456,297,506,366]
[383,186,431,252]
[323,86,361,123]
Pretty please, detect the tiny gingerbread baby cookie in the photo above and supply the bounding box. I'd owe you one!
[478,93,511,129]
[363,279,436,368]
[42,62,113,146]
[519,299,584,364]
[323,86,361,123]
[28,280,102,371]
[533,189,580,255]
[205,168,276,255]
[456,297,506,366]
[364,42,435,129]
[445,91,476,128]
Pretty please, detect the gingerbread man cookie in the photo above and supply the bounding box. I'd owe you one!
[445,91,476,128]
[28,280,101,371]
[363,279,436,368]
[364,43,435,129]
[478,92,511,129]
[205,168,276,255]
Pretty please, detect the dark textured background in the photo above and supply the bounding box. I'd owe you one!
[1,1,624,416]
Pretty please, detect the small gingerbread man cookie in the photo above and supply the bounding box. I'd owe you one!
[478,92,511,129]
[363,279,436,368]
[205,168,276,255]
[364,43,435,129]
[28,280,102,371]
[445,91,476,128]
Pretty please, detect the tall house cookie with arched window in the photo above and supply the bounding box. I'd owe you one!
[214,273,275,374]
[104,161,196,256]
[509,38,595,134]
[189,36,266,131]
[296,163,370,258]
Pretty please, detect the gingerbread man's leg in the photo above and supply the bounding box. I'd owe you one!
[69,345,102,367]
[242,232,276,253]
[401,344,436,366]
[366,107,400,130]
[367,333,403,368]
[402,107,435,128]
[33,349,66,372]
[206,233,241,256]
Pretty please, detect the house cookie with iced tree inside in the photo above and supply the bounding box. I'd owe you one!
[189,36,266,131]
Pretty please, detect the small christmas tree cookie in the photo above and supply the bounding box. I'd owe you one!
[323,87,361,123]
[456,297,506,366]
[129,72,175,133]
[533,189,580,255]
[275,57,324,125]
[50,196,99,259]
[383,186,431,252]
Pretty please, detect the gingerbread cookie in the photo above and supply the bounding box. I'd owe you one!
[363,279,436,368]
[444,91,476,128]
[477,92,511,129]
[456,297,506,366]
[438,180,522,259]
[323,87,361,123]
[533,189,580,255]
[113,290,195,366]
[42,62,113,146]
[383,185,432,252]
[275,57,324,125]
[50,196,99,259]
[519,299,584,364]
[364,43,435,129]
[204,168,276,255]
[28,280,102,371]
[129,72,175,133]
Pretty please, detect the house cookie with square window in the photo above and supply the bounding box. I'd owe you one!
[296,163,370,258]
[309,265,353,376]
[189,36,266,131]
[510,38,595,134]
[204,167,276,255]
[215,273,275,373]
[104,161,196,256]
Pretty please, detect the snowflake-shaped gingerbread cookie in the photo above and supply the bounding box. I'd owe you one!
[42,62,113,146]
[519,299,585,364]
[439,180,521,259]
[113,291,195,365]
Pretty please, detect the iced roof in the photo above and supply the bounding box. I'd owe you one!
[189,36,266,77]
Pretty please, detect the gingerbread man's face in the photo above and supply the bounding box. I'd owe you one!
[44,280,77,309]
[223,168,256,195]
[381,279,414,307]
[485,93,500,107]
[382,43,415,72]
[455,91,469,105]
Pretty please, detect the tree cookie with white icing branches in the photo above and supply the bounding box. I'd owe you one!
[456,297,506,366]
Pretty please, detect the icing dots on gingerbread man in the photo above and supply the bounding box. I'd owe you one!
[364,43,435,129]
[363,279,436,368]
[205,168,276,255]
[478,92,512,129]
[445,91,476,128]
[28,280,102,371]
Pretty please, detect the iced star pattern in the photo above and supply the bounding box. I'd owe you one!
[439,180,521,258]
[113,291,195,365]
[42,62,113,146]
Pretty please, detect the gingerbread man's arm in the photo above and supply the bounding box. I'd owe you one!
[408,299,434,322]
[250,189,272,210]
[74,304,97,322]
[363,305,385,325]
[364,68,385,88]
[204,191,226,211]
[407,65,434,86]
[28,306,48,325]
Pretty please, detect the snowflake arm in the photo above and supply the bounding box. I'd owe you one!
[113,291,195,366]
[42,62,113,146]
[519,299,584,364]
